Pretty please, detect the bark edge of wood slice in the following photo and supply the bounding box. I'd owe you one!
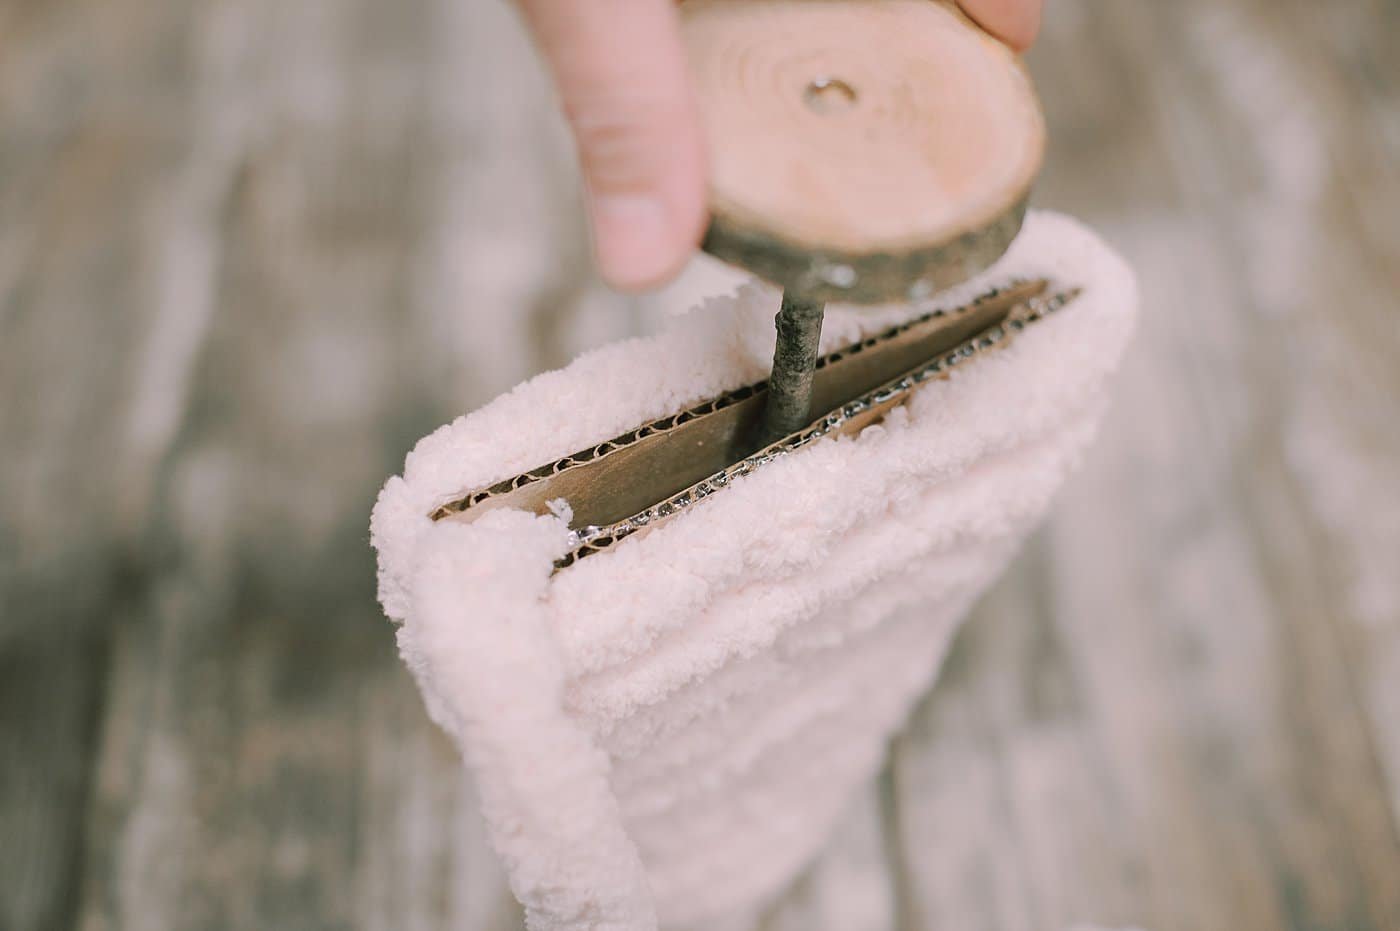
[683,0,1045,304]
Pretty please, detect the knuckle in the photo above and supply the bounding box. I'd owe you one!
[566,94,684,191]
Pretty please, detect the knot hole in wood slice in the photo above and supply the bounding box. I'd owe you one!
[803,76,858,114]
[684,0,1045,303]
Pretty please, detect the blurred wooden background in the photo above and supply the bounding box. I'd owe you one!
[2,0,1399,928]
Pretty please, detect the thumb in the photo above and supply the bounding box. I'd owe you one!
[518,0,708,291]
[959,0,1043,51]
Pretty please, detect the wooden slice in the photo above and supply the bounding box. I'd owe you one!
[682,0,1045,304]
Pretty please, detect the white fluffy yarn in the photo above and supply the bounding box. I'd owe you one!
[371,213,1138,930]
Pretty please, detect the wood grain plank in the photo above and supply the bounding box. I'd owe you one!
[887,550,1148,931]
[1253,0,1400,835]
[4,0,1398,927]
[882,0,1400,928]
[0,628,110,931]
[62,0,581,927]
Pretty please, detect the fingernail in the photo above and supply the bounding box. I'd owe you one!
[590,194,676,290]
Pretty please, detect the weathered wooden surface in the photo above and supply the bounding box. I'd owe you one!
[1,0,1398,929]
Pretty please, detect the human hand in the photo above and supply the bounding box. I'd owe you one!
[516,0,1043,291]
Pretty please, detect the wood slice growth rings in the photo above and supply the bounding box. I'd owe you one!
[682,0,1045,304]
